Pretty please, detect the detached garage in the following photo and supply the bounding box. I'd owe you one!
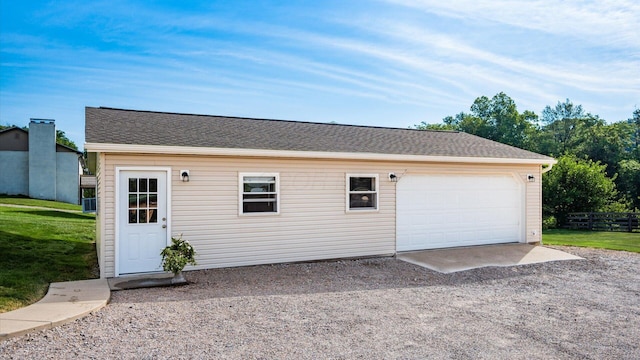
[85,107,555,278]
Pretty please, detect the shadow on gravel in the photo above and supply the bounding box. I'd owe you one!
[110,250,594,304]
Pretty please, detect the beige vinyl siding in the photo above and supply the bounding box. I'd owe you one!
[98,153,543,277]
[101,155,396,277]
[528,165,543,243]
[520,165,542,244]
[94,152,105,278]
[101,153,116,278]
[529,165,544,243]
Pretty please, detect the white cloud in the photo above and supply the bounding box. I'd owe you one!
[385,0,640,49]
[350,20,638,91]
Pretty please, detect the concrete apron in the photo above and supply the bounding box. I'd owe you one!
[108,272,187,291]
[397,243,583,274]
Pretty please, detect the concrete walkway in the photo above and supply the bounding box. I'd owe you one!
[397,243,583,273]
[0,279,110,340]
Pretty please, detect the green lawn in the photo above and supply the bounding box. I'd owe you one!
[0,201,97,313]
[0,195,82,211]
[543,229,640,253]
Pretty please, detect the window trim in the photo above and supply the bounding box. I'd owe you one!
[346,173,379,212]
[239,172,280,216]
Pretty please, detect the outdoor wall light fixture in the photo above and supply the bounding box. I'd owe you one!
[181,170,190,182]
[527,174,535,182]
[388,173,398,182]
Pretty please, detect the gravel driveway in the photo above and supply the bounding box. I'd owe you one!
[1,246,639,359]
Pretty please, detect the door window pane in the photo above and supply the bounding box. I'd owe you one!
[129,209,137,223]
[138,209,147,223]
[129,195,137,209]
[138,194,147,207]
[149,209,157,223]
[149,178,157,192]
[139,178,148,192]
[148,194,158,208]
[129,179,137,192]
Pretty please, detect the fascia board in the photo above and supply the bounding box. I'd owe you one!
[84,142,557,166]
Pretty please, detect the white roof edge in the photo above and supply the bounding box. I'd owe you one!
[84,142,557,165]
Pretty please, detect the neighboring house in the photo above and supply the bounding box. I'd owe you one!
[0,119,82,204]
[85,107,556,279]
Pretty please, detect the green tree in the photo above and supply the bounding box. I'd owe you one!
[422,92,538,150]
[540,99,602,155]
[415,96,640,216]
[576,121,634,177]
[470,92,537,149]
[617,159,640,210]
[55,130,78,150]
[449,112,495,139]
[628,109,640,160]
[543,154,624,225]
[413,121,457,131]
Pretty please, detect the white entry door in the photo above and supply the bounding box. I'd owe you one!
[396,174,523,251]
[118,170,168,275]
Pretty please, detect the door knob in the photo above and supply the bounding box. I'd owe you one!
[162,224,166,228]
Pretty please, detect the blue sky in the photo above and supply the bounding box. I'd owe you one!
[1,1,639,148]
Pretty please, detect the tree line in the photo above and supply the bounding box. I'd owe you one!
[415,92,639,226]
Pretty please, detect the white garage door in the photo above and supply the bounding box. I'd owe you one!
[396,174,523,251]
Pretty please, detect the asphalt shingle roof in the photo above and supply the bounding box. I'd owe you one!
[85,107,553,161]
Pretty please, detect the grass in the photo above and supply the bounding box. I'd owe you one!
[0,200,97,313]
[0,195,82,211]
[543,229,640,253]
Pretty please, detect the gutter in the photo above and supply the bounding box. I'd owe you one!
[84,142,557,167]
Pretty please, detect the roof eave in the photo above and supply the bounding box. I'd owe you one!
[84,142,557,166]
[55,143,83,155]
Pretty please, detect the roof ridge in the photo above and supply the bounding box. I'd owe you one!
[0,126,27,134]
[92,106,459,134]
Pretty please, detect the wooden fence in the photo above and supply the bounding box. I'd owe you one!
[566,212,639,232]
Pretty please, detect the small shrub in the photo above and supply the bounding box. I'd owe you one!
[160,235,197,275]
[543,216,557,230]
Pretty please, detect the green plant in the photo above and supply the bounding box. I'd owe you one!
[160,235,197,275]
[543,154,623,225]
[542,215,557,230]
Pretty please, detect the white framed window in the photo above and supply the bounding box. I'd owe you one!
[346,174,379,211]
[239,173,279,215]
